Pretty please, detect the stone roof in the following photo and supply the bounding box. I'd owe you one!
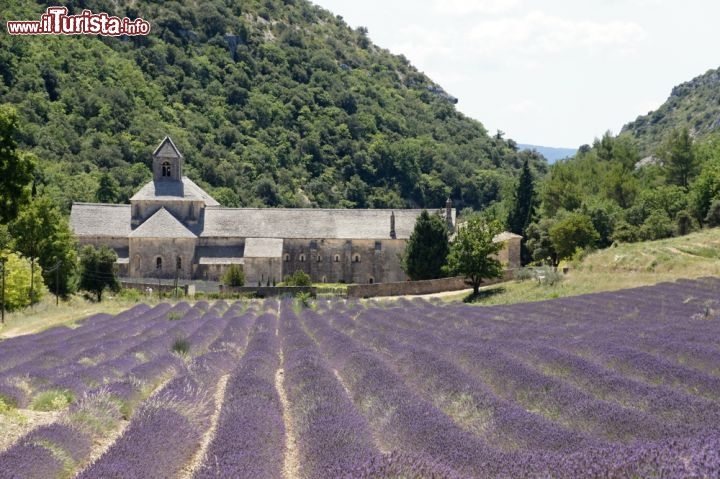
[130,177,220,206]
[129,207,197,239]
[244,238,284,258]
[71,202,458,241]
[200,208,453,240]
[70,203,132,237]
[153,136,183,158]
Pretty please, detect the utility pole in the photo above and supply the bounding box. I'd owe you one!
[29,257,35,310]
[174,256,180,299]
[55,260,61,307]
[1,256,6,325]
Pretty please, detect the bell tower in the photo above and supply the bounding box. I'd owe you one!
[152,136,183,182]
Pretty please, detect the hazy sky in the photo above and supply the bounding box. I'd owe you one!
[312,0,720,148]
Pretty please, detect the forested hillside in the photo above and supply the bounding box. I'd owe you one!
[506,63,720,268]
[0,0,545,213]
[621,66,720,156]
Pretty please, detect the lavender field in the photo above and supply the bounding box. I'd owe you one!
[1,278,720,478]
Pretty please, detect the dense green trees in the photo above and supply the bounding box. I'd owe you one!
[0,1,543,214]
[96,173,121,204]
[402,210,449,280]
[524,126,720,265]
[445,218,503,294]
[0,105,35,224]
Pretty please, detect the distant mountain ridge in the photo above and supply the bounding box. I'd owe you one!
[518,144,577,163]
[621,66,720,155]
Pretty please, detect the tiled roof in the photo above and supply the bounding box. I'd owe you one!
[71,202,459,242]
[130,177,220,206]
[70,203,132,237]
[200,208,454,240]
[129,207,197,239]
[244,238,284,258]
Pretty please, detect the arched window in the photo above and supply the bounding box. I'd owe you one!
[299,254,306,263]
[284,254,290,262]
[317,254,322,263]
[353,254,361,263]
[321,276,327,283]
[156,257,162,270]
[369,277,374,284]
[334,254,340,263]
[176,256,182,270]
[161,161,171,177]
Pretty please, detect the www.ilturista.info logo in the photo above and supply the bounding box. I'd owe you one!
[7,7,151,36]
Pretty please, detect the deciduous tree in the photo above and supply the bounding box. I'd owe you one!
[10,196,78,297]
[1,252,44,311]
[445,218,503,295]
[548,211,599,262]
[526,218,559,267]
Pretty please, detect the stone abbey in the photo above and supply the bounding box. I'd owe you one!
[70,137,519,285]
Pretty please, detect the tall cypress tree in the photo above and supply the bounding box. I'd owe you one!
[402,210,449,280]
[507,158,536,265]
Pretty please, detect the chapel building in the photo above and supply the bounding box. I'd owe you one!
[70,137,508,285]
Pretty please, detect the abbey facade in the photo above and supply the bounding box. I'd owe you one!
[70,137,519,285]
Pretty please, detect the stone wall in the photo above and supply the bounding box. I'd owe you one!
[194,263,228,282]
[120,280,189,296]
[281,238,406,284]
[244,257,282,286]
[129,237,196,279]
[497,236,521,269]
[219,285,316,298]
[347,270,514,299]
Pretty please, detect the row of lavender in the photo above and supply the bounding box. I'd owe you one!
[1,277,719,478]
[0,300,262,479]
[313,278,720,476]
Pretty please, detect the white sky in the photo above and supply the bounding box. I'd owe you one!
[312,0,720,148]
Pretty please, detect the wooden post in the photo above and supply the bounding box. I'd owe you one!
[55,260,61,307]
[1,256,6,325]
